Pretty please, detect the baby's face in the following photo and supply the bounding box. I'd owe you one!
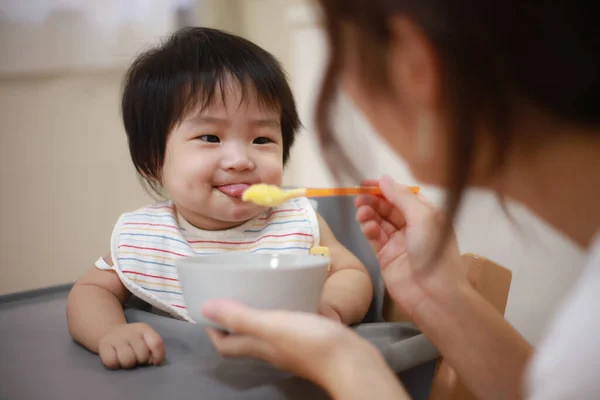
[161,85,284,230]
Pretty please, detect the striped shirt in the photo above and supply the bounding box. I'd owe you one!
[95,197,320,321]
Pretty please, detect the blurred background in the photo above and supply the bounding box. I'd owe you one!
[0,0,586,345]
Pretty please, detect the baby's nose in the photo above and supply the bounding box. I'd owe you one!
[220,145,255,171]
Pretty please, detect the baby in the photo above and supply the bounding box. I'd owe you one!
[66,27,372,369]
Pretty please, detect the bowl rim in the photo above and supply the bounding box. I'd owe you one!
[175,253,331,271]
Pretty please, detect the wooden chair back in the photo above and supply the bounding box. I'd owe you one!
[382,253,513,400]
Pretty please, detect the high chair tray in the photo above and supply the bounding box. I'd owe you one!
[0,285,437,400]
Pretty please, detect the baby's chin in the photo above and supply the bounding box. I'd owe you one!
[184,208,263,231]
[222,204,265,223]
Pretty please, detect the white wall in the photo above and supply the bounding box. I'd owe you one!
[0,1,180,77]
[0,71,153,294]
[0,3,179,294]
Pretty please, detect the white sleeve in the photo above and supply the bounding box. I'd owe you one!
[525,234,600,399]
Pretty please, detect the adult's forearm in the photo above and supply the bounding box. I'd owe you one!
[413,284,533,400]
[324,339,410,400]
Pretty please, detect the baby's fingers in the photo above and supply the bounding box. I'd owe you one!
[142,330,165,366]
[115,342,137,369]
[99,342,119,370]
[129,335,151,365]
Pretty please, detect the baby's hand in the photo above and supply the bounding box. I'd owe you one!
[98,323,165,369]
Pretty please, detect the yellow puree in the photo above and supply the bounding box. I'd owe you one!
[241,184,288,207]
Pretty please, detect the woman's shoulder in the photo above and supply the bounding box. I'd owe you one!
[525,232,600,399]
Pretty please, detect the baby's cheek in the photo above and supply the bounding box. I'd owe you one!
[260,158,284,185]
[186,155,216,181]
[167,161,209,196]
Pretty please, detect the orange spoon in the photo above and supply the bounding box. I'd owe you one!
[242,184,419,207]
[301,186,419,198]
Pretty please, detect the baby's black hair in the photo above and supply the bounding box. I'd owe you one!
[121,27,301,194]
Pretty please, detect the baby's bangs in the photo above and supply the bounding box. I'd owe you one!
[170,67,283,128]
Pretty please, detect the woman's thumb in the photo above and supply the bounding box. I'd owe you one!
[379,175,441,270]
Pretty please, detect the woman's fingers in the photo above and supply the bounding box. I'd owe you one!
[378,175,430,224]
[359,220,387,254]
[206,329,273,361]
[360,179,380,187]
[356,204,398,238]
[356,204,388,252]
[355,194,407,230]
[202,300,267,338]
[202,300,299,345]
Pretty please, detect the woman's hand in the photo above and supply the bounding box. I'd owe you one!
[355,175,468,320]
[358,176,533,400]
[202,300,382,390]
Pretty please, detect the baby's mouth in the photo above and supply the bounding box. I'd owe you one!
[215,183,252,199]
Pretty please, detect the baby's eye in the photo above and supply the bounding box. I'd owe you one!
[253,137,273,145]
[198,134,220,143]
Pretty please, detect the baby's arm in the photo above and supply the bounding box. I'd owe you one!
[317,214,373,325]
[66,253,165,368]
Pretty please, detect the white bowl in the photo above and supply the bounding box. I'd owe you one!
[176,253,330,329]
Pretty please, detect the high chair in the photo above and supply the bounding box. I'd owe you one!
[382,253,513,400]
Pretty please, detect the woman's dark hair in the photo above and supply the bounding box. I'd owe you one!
[122,27,301,195]
[316,1,599,251]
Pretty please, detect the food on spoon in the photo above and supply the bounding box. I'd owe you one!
[242,183,291,207]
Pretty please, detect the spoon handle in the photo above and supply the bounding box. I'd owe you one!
[304,186,419,198]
